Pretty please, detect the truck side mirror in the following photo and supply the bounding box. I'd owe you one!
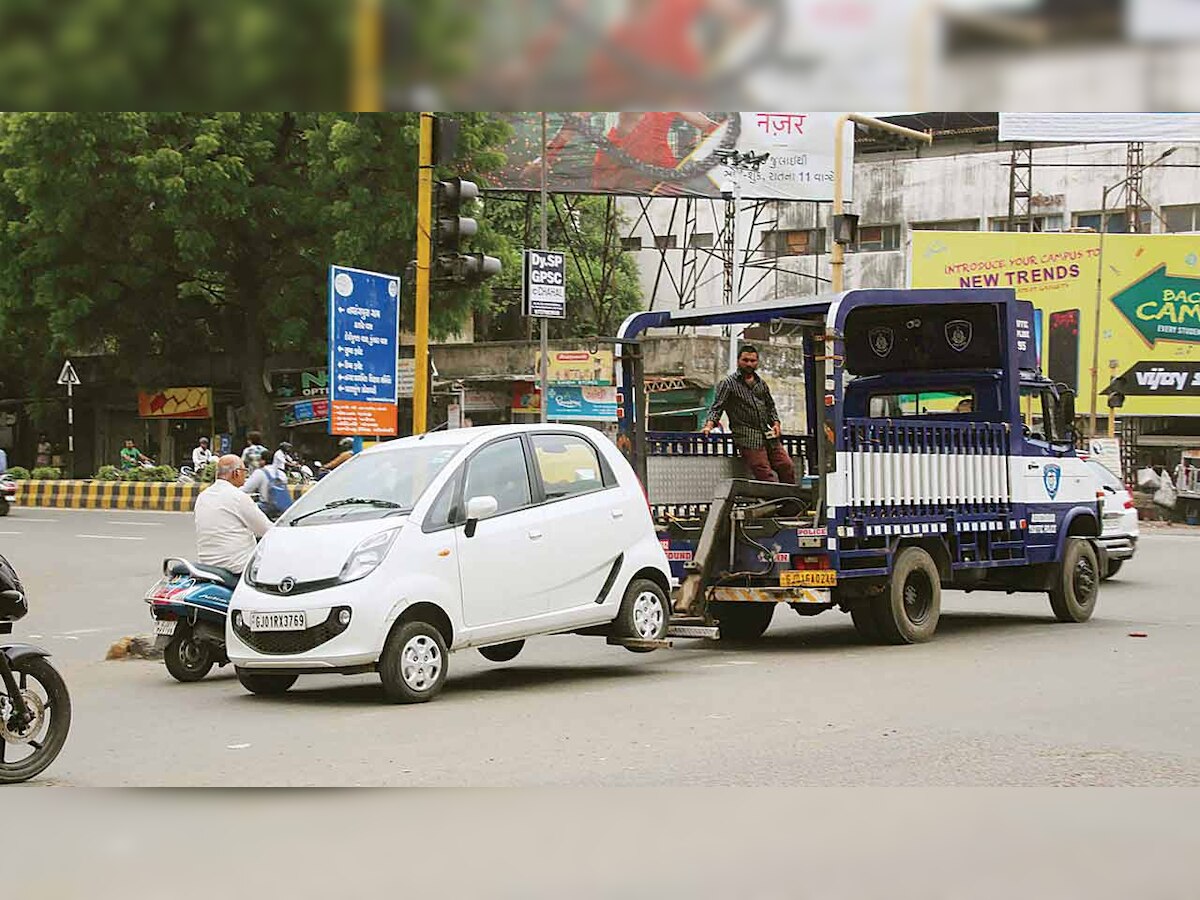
[1058,388,1077,443]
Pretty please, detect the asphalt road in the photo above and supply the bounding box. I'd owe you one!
[2,508,1198,787]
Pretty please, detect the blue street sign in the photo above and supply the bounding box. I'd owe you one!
[328,265,401,435]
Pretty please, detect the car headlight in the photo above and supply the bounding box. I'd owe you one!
[244,547,264,587]
[338,529,401,584]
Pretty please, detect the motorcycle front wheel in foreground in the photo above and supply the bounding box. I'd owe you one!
[0,655,71,784]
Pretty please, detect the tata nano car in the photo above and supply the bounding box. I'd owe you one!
[227,424,673,703]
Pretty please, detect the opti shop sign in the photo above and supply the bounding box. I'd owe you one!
[523,250,566,319]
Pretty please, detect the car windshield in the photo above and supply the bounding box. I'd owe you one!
[279,441,467,526]
[1086,460,1122,491]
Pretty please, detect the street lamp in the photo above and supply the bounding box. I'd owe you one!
[831,114,932,292]
[1087,146,1177,436]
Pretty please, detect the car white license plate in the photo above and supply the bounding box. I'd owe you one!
[154,619,176,636]
[249,611,306,632]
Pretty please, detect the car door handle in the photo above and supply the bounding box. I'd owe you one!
[528,530,543,541]
[610,509,624,519]
[1027,463,1040,470]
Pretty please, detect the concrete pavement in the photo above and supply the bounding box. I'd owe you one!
[2,507,1197,786]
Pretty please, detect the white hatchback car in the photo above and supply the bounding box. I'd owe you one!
[226,424,672,703]
[1084,459,1139,579]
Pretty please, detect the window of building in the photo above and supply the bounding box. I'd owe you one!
[620,236,643,251]
[688,231,714,248]
[1072,210,1151,233]
[1163,203,1200,233]
[653,234,678,250]
[988,214,1065,233]
[762,228,826,256]
[851,224,902,252]
[911,219,979,232]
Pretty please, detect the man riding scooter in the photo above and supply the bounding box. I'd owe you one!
[145,455,273,682]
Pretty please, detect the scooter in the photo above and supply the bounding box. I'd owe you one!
[0,475,15,517]
[0,553,70,783]
[144,558,234,682]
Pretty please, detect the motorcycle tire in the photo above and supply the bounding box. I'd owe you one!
[0,655,71,784]
[164,628,215,682]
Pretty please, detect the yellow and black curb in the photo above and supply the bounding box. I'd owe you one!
[14,480,311,512]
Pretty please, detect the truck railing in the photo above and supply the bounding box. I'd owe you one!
[646,432,815,518]
[842,418,1012,514]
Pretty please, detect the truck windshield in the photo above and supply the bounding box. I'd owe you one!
[868,388,975,417]
[1020,385,1062,444]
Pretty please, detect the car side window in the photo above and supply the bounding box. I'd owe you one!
[462,438,532,516]
[532,435,607,500]
[422,471,461,532]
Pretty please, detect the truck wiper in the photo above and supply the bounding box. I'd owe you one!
[288,497,405,526]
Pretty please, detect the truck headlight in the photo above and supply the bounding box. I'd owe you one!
[338,529,401,584]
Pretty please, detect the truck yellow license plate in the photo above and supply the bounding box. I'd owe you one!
[780,570,837,587]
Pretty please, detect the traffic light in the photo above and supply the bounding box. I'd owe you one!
[433,176,501,286]
[1105,375,1127,409]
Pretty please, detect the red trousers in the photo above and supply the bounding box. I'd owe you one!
[738,442,796,484]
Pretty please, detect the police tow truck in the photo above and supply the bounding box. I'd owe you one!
[614,288,1105,644]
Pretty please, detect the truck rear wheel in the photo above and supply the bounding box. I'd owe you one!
[1049,538,1099,623]
[711,602,774,641]
[872,546,941,645]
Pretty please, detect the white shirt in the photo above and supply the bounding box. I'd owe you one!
[192,446,215,469]
[194,478,272,574]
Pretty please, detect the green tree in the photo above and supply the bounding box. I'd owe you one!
[0,112,511,438]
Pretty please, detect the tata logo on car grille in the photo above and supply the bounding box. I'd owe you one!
[278,577,296,594]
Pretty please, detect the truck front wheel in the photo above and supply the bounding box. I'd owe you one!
[1049,538,1099,623]
[872,546,941,644]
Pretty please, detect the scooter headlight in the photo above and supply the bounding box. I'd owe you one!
[338,529,401,584]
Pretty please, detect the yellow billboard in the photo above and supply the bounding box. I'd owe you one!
[911,231,1200,417]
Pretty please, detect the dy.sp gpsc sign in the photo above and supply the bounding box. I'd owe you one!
[523,250,566,319]
[328,265,400,436]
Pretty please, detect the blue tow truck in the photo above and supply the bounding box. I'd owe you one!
[615,288,1105,644]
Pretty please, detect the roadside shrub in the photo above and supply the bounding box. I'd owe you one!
[147,465,179,482]
[95,464,179,482]
[5,466,30,481]
[96,465,122,481]
[31,466,62,480]
[197,461,217,483]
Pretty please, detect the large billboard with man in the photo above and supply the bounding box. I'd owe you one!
[911,231,1200,418]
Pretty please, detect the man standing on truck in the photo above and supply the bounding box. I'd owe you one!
[702,345,796,484]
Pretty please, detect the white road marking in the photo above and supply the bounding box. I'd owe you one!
[0,531,21,536]
[11,517,57,523]
[59,627,111,636]
[105,521,164,526]
[76,534,146,542]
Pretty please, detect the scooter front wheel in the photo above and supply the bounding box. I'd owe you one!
[164,628,215,682]
[0,656,71,784]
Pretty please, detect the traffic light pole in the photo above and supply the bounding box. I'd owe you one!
[414,112,434,435]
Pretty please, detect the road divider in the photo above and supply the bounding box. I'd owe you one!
[14,480,312,512]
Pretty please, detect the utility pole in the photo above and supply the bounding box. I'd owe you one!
[413,112,434,434]
[831,114,932,292]
[539,112,549,423]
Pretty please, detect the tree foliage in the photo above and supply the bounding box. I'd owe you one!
[0,112,510,437]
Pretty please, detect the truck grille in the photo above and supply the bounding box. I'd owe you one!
[233,608,350,655]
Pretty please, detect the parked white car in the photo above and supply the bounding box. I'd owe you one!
[1084,459,1138,580]
[226,424,672,703]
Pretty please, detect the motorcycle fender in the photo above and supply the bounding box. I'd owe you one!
[0,643,52,664]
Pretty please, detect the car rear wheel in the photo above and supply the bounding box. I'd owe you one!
[478,640,524,663]
[614,578,670,651]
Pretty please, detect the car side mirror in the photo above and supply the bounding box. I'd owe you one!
[463,495,498,538]
[1060,389,1076,428]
